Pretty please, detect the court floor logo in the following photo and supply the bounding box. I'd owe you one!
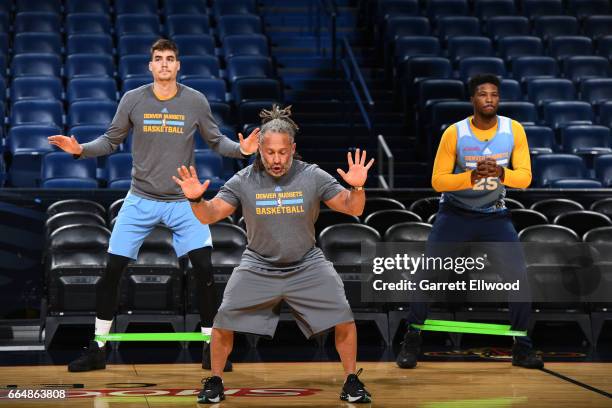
[1,388,323,399]
[424,347,586,359]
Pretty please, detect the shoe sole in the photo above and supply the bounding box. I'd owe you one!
[197,393,225,404]
[340,392,372,403]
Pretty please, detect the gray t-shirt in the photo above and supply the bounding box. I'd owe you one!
[216,160,345,267]
[79,83,244,201]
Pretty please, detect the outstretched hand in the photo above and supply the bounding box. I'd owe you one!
[337,148,374,188]
[172,165,210,200]
[238,127,260,155]
[47,135,83,155]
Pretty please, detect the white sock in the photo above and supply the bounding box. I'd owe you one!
[201,326,212,343]
[95,318,113,348]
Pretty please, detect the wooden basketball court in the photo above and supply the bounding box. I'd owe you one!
[0,362,610,407]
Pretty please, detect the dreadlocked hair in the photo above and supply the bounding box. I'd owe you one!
[253,104,301,172]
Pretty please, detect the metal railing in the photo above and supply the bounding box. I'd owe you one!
[313,0,337,72]
[340,37,395,189]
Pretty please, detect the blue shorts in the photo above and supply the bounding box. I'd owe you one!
[108,192,212,260]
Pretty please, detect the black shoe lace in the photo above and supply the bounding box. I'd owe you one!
[201,377,215,388]
[348,368,371,397]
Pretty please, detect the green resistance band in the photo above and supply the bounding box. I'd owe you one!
[94,333,211,342]
[412,319,527,336]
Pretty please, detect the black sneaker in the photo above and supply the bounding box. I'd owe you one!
[396,329,421,369]
[202,342,233,372]
[340,368,371,403]
[197,376,225,404]
[512,343,544,369]
[68,340,106,372]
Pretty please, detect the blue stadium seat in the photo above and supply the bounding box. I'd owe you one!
[182,78,226,102]
[567,0,610,19]
[549,36,594,60]
[426,101,474,156]
[500,79,522,101]
[218,15,263,39]
[41,152,98,189]
[498,102,538,125]
[14,12,60,33]
[498,36,543,62]
[447,36,493,62]
[163,0,207,16]
[10,76,62,101]
[512,56,558,83]
[533,16,579,41]
[118,34,159,56]
[437,17,480,41]
[213,0,257,17]
[600,102,612,128]
[416,79,465,109]
[194,150,224,180]
[16,0,60,13]
[474,0,516,20]
[426,0,468,20]
[67,34,114,55]
[397,56,452,84]
[67,78,117,103]
[223,35,269,58]
[0,11,8,32]
[581,79,612,108]
[238,101,279,125]
[166,15,210,37]
[532,154,588,187]
[561,125,611,154]
[583,16,612,40]
[68,100,117,127]
[594,154,612,186]
[597,36,612,61]
[563,56,610,83]
[116,14,160,36]
[527,78,576,106]
[485,16,530,40]
[114,0,157,15]
[119,55,151,80]
[172,35,215,56]
[69,125,107,145]
[6,124,59,187]
[543,101,593,129]
[384,16,430,42]
[522,0,563,18]
[178,55,220,80]
[226,56,274,83]
[11,53,61,77]
[11,100,63,127]
[121,77,151,94]
[210,102,232,125]
[65,0,110,14]
[377,0,420,21]
[66,54,115,78]
[524,125,556,154]
[65,13,111,35]
[0,0,9,14]
[14,33,61,54]
[394,37,440,69]
[106,153,132,189]
[458,57,506,81]
[233,78,282,104]
[549,179,602,188]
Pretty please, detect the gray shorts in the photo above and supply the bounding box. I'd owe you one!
[213,258,354,338]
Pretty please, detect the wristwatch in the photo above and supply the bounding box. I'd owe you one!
[351,186,365,191]
[188,194,204,203]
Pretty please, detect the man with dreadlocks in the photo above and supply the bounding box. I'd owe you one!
[173,105,374,404]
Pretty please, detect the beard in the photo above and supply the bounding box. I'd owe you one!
[262,155,293,178]
[480,107,497,119]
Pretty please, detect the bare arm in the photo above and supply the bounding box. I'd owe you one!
[324,188,365,216]
[172,165,237,224]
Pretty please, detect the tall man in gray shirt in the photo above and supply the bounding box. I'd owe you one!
[173,105,374,404]
[48,39,259,372]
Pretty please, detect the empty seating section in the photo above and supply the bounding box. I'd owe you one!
[1,0,281,188]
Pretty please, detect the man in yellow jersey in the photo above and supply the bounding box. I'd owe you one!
[48,39,259,372]
[396,74,544,370]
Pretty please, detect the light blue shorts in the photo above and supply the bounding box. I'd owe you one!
[108,192,212,260]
